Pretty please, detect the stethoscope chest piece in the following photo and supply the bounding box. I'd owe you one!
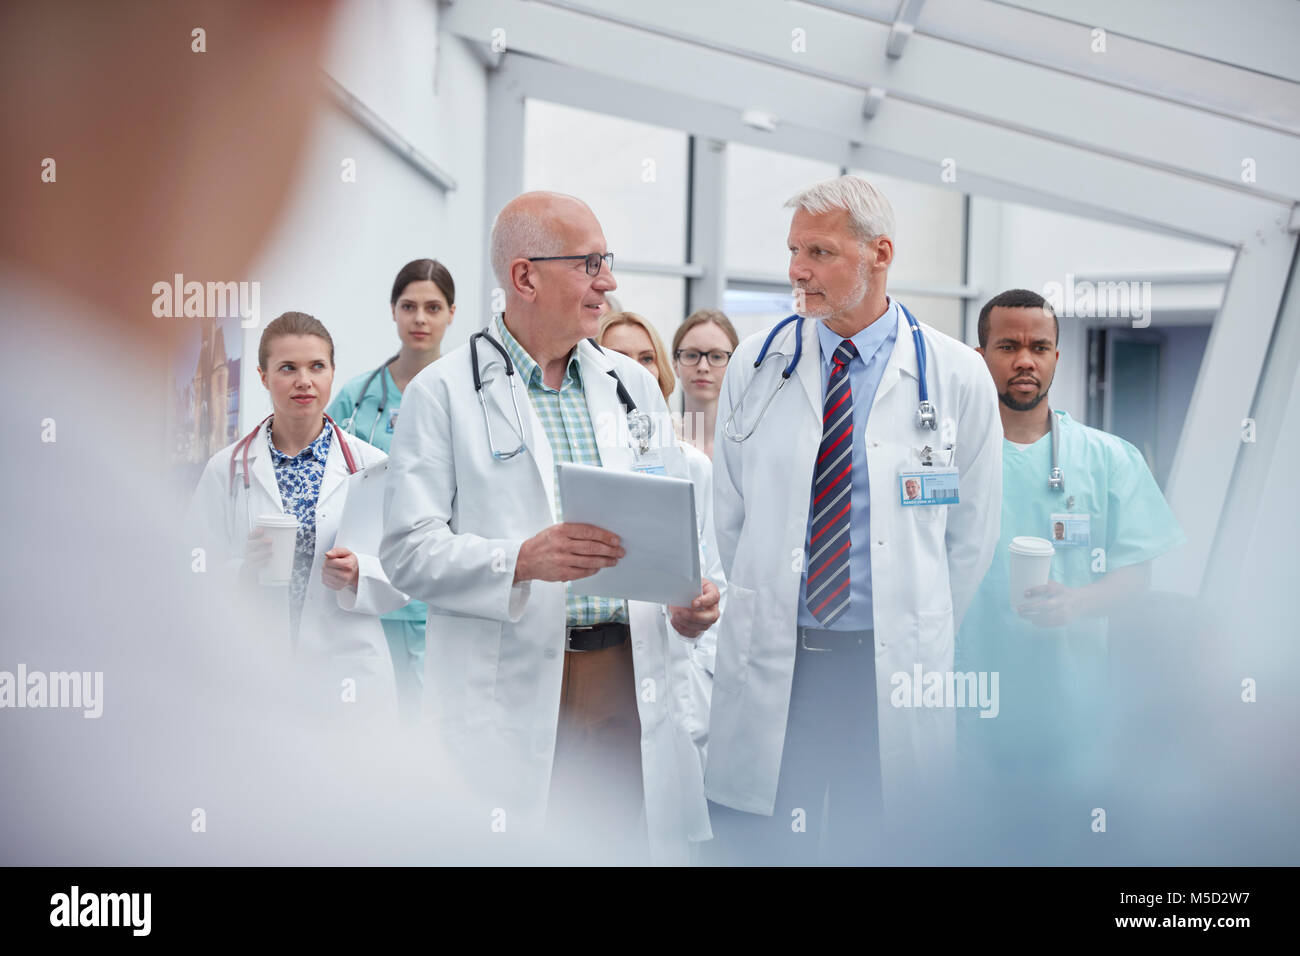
[917,399,937,431]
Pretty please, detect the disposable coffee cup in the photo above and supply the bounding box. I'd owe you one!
[256,513,299,586]
[1008,535,1054,610]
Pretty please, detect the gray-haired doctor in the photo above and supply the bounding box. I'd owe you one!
[704,175,1002,864]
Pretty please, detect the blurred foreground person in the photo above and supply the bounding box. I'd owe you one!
[0,0,497,866]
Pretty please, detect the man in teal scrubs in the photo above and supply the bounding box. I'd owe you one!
[956,289,1184,807]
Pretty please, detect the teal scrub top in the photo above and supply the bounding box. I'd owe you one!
[955,410,1184,769]
[327,364,426,625]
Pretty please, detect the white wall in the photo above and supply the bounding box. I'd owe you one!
[240,0,487,428]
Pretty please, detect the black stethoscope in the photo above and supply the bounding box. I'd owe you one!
[469,323,651,460]
[338,353,401,445]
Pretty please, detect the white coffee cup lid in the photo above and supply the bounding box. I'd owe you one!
[1008,535,1054,557]
[256,513,300,529]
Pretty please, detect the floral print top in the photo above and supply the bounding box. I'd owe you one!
[266,417,332,643]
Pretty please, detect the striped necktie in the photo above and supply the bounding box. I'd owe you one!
[806,338,858,627]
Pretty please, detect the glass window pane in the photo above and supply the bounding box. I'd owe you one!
[725,143,839,279]
[523,99,688,266]
[722,288,797,344]
[848,169,965,287]
[604,273,686,356]
[894,293,963,341]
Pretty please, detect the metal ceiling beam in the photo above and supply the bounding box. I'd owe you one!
[886,0,926,58]
[806,0,1300,135]
[524,0,1300,202]
[995,0,1300,85]
[1157,228,1298,594]
[442,2,1291,246]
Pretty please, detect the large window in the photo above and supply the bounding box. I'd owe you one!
[523,99,688,266]
[605,273,687,350]
[523,99,690,348]
[848,169,965,287]
[724,142,840,279]
[849,168,966,340]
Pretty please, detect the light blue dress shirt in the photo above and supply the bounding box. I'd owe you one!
[797,298,901,630]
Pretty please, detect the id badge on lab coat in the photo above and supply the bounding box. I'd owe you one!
[1049,512,1090,547]
[899,467,959,505]
[632,446,668,476]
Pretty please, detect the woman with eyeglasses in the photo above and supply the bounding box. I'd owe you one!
[598,310,727,765]
[671,309,740,460]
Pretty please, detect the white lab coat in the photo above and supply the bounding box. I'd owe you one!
[379,322,713,864]
[675,440,725,753]
[185,424,408,718]
[707,303,1002,817]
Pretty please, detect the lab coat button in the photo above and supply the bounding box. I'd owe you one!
[544,647,557,659]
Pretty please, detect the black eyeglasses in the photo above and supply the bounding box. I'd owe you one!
[526,252,614,277]
[675,348,732,368]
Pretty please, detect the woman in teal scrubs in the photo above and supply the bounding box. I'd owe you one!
[327,259,456,721]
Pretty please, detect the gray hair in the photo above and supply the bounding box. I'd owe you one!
[784,175,896,243]
[489,192,573,287]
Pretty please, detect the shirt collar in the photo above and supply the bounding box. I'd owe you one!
[497,314,582,391]
[266,416,333,465]
[815,296,899,372]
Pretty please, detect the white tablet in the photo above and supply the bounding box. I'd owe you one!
[557,461,701,606]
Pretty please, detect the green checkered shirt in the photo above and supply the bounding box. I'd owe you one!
[498,317,627,627]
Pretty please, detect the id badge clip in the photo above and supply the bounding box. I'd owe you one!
[899,443,960,505]
[632,446,668,476]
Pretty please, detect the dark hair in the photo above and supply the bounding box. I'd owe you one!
[672,309,740,355]
[390,258,455,307]
[977,288,1058,349]
[258,311,334,369]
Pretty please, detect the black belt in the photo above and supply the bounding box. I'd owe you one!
[798,626,873,652]
[565,621,630,653]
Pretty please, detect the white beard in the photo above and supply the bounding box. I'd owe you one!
[797,264,871,322]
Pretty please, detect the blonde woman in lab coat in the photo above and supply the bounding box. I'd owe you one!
[597,310,726,756]
[186,311,409,720]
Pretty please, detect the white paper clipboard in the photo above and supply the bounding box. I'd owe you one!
[334,459,389,556]
[557,461,700,606]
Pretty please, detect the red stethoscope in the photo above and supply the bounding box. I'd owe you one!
[228,412,358,495]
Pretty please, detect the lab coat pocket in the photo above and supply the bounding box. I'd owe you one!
[423,611,503,733]
[910,504,946,522]
[915,605,955,670]
[712,583,757,695]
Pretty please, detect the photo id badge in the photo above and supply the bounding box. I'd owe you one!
[1049,512,1090,547]
[386,411,399,434]
[632,446,667,476]
[899,467,959,506]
